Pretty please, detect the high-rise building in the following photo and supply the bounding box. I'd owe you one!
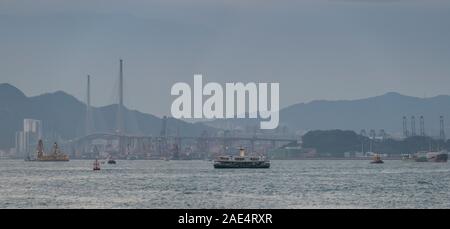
[23,119,43,139]
[15,131,25,155]
[15,119,43,159]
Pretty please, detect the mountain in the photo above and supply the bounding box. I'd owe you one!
[0,83,215,150]
[205,92,450,135]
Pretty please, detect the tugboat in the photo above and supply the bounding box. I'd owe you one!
[93,159,101,171]
[214,148,270,169]
[107,159,116,164]
[370,154,384,164]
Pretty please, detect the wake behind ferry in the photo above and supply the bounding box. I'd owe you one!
[214,148,270,169]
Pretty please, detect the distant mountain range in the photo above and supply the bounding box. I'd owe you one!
[0,83,215,150]
[2,83,450,150]
[205,92,450,136]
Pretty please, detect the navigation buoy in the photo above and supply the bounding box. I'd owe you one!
[93,159,101,171]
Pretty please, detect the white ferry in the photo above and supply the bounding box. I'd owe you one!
[214,148,270,169]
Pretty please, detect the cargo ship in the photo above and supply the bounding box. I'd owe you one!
[214,148,270,169]
[36,140,69,162]
[402,151,448,163]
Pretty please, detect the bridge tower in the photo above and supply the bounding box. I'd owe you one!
[420,116,425,136]
[85,75,92,136]
[117,59,125,135]
[411,116,416,136]
[403,116,409,137]
[440,116,446,140]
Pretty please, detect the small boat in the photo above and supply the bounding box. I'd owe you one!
[370,154,384,164]
[126,155,138,160]
[107,156,117,164]
[93,159,101,171]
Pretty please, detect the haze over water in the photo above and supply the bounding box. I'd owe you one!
[1,160,449,209]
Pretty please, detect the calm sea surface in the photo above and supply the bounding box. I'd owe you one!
[0,160,449,209]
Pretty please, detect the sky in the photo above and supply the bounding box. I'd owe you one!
[1,0,450,117]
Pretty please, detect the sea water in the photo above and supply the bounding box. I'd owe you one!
[0,160,449,209]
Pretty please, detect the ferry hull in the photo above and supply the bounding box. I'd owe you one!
[214,161,270,169]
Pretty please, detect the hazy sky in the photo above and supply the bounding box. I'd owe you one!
[1,0,450,117]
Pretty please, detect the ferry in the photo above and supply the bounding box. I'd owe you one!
[214,148,270,169]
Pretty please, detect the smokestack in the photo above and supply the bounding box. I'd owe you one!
[403,116,409,138]
[119,59,123,109]
[411,116,416,136]
[420,116,425,136]
[117,59,124,134]
[86,75,91,136]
